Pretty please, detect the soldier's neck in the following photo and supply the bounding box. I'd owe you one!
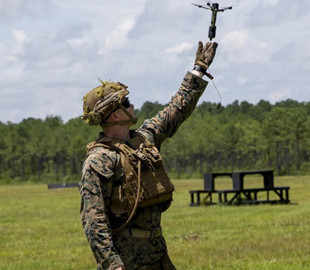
[102,125,130,141]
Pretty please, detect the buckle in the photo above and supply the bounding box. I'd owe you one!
[150,227,162,239]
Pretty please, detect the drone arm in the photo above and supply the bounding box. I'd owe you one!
[218,6,232,12]
[191,3,211,10]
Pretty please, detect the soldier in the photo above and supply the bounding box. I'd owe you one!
[80,41,218,270]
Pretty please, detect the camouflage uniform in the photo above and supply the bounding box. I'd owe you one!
[80,72,208,270]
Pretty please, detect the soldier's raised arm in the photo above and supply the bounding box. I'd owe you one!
[139,41,218,148]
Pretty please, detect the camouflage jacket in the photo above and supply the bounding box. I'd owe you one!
[80,72,208,270]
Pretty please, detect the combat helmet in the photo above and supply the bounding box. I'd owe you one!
[82,79,137,126]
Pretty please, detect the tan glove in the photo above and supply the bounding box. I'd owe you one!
[194,41,218,77]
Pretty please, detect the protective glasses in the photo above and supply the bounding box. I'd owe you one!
[121,97,131,108]
[108,97,131,117]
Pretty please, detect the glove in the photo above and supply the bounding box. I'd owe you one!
[194,41,218,74]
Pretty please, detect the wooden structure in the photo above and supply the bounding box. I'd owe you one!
[189,170,290,206]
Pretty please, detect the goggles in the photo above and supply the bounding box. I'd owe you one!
[121,97,131,109]
[107,97,131,117]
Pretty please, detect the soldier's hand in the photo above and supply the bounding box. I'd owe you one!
[115,267,125,270]
[194,41,218,71]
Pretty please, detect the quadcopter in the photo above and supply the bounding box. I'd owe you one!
[192,2,232,40]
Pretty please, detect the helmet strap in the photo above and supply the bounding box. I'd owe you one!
[100,104,138,128]
[100,119,137,127]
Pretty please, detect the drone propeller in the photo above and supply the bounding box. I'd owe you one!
[192,2,232,11]
[191,3,211,10]
[218,6,233,12]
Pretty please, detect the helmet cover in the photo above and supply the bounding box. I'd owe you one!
[82,79,129,126]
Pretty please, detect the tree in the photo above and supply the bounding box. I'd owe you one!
[1,99,310,183]
[262,108,293,175]
[287,108,307,171]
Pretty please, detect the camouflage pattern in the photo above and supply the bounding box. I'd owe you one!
[80,72,208,270]
[194,42,218,71]
[82,80,129,126]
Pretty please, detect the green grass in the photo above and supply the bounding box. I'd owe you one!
[0,176,309,269]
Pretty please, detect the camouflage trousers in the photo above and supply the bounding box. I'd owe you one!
[113,235,176,270]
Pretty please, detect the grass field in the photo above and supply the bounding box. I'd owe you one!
[0,176,309,270]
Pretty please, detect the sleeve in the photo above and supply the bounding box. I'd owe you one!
[138,72,208,148]
[80,149,124,270]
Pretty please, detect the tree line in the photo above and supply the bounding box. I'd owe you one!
[1,99,310,183]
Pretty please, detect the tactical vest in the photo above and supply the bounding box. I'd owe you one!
[87,133,174,229]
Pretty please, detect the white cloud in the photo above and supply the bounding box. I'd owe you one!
[0,29,29,63]
[12,29,29,55]
[246,0,310,28]
[262,0,281,7]
[237,77,250,86]
[0,0,309,123]
[221,30,271,63]
[105,18,136,49]
[12,29,29,44]
[269,89,293,104]
[0,0,55,21]
[165,42,193,54]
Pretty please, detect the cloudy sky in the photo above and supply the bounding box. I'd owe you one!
[1,0,309,123]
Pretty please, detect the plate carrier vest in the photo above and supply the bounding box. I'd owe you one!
[87,133,174,230]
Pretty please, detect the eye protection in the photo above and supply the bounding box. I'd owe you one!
[121,97,131,108]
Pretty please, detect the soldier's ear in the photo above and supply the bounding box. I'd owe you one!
[109,111,119,122]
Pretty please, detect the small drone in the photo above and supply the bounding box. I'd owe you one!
[192,2,232,40]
